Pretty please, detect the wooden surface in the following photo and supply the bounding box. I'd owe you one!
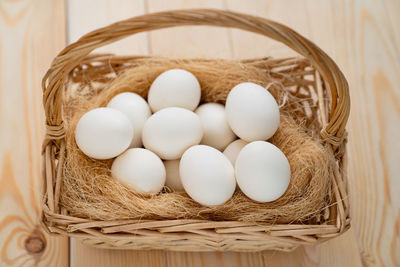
[1,0,399,266]
[0,0,69,266]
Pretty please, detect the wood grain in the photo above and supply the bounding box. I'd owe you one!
[67,0,149,55]
[67,0,165,266]
[147,0,232,58]
[166,251,263,267]
[342,0,400,266]
[226,0,302,59]
[262,229,362,267]
[225,1,364,266]
[72,246,166,267]
[0,0,69,266]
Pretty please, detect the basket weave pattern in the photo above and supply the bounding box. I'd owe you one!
[41,9,350,252]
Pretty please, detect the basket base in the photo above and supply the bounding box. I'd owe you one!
[78,237,299,252]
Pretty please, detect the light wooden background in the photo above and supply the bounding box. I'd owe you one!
[0,0,399,266]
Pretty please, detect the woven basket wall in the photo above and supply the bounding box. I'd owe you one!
[40,9,350,252]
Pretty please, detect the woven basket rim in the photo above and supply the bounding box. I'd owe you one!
[40,9,351,252]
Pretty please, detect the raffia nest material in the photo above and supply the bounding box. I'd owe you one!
[61,58,335,224]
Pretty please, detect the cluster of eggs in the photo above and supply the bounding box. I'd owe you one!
[75,69,290,206]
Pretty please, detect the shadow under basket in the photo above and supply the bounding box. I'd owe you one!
[41,9,350,252]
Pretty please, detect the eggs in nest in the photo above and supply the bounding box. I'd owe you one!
[75,69,290,205]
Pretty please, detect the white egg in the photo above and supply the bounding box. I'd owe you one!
[235,141,290,202]
[180,145,236,206]
[164,160,184,191]
[111,148,166,195]
[148,69,201,112]
[75,107,133,160]
[107,92,151,148]
[195,103,236,151]
[142,107,203,160]
[223,139,248,166]
[225,82,280,142]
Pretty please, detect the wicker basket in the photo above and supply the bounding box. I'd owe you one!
[40,9,350,252]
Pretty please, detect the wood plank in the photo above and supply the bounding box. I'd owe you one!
[147,1,264,266]
[341,0,400,266]
[226,0,306,59]
[226,0,364,266]
[228,0,399,266]
[147,0,232,58]
[297,0,400,265]
[73,245,166,267]
[381,0,400,56]
[67,1,166,266]
[262,229,362,267]
[67,0,148,55]
[166,251,263,267]
[0,0,69,266]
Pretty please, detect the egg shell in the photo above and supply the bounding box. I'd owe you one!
[75,107,133,160]
[148,69,201,112]
[111,148,166,195]
[107,92,151,148]
[142,107,203,160]
[180,145,236,206]
[195,103,236,151]
[235,141,290,202]
[164,160,184,191]
[225,82,280,141]
[223,139,248,166]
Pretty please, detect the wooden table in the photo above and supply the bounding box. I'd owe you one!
[1,0,399,266]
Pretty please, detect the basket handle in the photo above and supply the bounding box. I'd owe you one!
[43,9,349,150]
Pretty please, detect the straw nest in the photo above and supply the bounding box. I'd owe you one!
[60,58,335,224]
